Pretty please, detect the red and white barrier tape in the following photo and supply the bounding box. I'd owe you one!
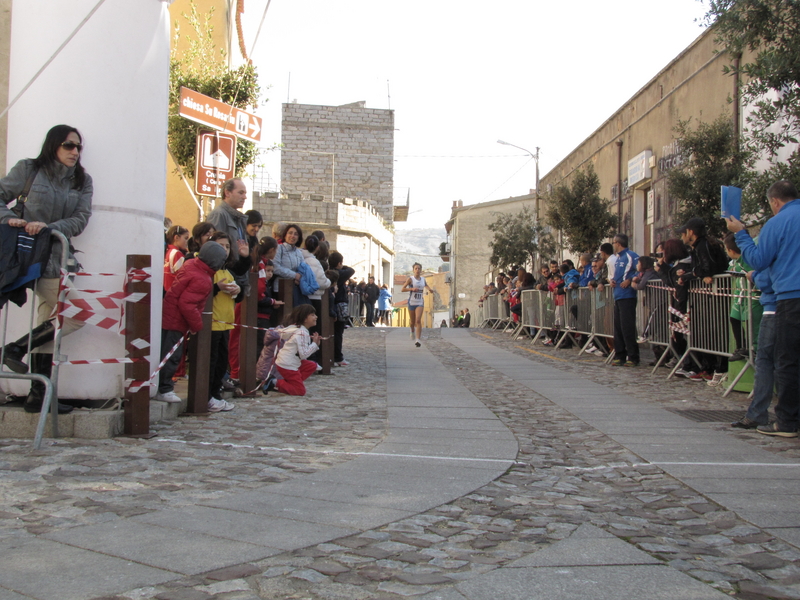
[668,306,691,335]
[125,333,185,393]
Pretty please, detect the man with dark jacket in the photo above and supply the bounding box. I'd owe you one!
[461,307,471,328]
[363,276,380,326]
[677,218,726,285]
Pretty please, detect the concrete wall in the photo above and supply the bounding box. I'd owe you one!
[252,191,395,286]
[2,0,170,399]
[447,194,537,319]
[0,0,11,175]
[281,102,395,222]
[539,28,745,256]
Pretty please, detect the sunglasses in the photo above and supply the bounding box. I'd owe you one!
[60,142,83,152]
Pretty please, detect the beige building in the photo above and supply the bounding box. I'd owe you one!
[445,194,537,318]
[254,192,393,285]
[538,27,748,256]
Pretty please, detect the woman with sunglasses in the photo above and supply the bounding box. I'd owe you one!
[0,124,93,414]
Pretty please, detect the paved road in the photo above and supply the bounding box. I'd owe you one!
[1,327,799,599]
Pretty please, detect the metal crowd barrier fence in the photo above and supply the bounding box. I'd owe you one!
[678,273,756,396]
[492,294,512,331]
[515,289,540,341]
[555,287,593,350]
[636,282,674,373]
[347,292,365,327]
[473,305,484,328]
[482,294,499,327]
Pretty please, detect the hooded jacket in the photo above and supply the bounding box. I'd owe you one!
[162,242,227,333]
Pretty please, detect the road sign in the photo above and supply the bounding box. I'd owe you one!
[195,131,237,197]
[179,87,262,143]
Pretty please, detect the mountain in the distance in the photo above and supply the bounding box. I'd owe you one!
[394,227,447,274]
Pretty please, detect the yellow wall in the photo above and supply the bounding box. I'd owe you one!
[538,28,754,255]
[166,0,231,230]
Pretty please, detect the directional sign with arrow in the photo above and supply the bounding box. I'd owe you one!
[179,87,262,143]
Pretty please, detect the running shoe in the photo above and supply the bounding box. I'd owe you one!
[707,372,728,387]
[689,371,712,381]
[334,360,350,367]
[674,369,696,378]
[757,422,798,438]
[154,391,182,404]
[415,341,421,348]
[208,397,234,412]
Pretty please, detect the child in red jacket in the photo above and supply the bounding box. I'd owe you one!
[155,241,228,404]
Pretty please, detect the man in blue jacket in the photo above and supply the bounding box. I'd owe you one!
[610,234,640,366]
[727,180,800,437]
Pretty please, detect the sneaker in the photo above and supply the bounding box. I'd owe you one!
[664,358,678,369]
[208,397,234,412]
[415,341,421,348]
[315,363,323,372]
[334,360,350,367]
[675,369,696,378]
[689,371,712,381]
[757,422,798,438]
[542,339,554,347]
[707,372,728,387]
[731,417,761,429]
[636,335,649,344]
[154,391,182,404]
[611,359,626,367]
[624,360,639,367]
[729,348,748,362]
[262,377,277,395]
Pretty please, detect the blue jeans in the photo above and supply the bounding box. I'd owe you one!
[774,299,800,430]
[745,313,775,424]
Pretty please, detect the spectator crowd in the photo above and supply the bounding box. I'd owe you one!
[476,180,800,438]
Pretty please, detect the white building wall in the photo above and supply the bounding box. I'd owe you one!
[2,0,170,398]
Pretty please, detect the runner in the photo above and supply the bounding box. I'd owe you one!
[401,262,433,347]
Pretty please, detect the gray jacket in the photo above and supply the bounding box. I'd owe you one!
[0,159,93,278]
[206,200,251,294]
[207,201,248,246]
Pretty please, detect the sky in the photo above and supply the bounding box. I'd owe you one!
[244,0,711,231]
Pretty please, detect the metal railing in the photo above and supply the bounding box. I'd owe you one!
[1,230,68,448]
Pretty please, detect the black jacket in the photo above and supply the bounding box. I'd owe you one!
[0,225,52,309]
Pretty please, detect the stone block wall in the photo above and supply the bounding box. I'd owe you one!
[281,102,395,222]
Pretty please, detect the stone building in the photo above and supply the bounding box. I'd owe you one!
[281,102,396,222]
[445,194,537,318]
[260,100,400,287]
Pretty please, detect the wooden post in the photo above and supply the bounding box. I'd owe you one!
[276,278,294,324]
[186,294,213,414]
[124,255,151,435]
[238,272,259,394]
[320,291,333,374]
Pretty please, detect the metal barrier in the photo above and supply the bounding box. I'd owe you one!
[474,305,484,328]
[2,231,77,448]
[556,287,594,351]
[515,289,540,341]
[635,282,675,373]
[347,292,365,327]
[678,274,756,395]
[492,294,512,331]
[482,294,499,327]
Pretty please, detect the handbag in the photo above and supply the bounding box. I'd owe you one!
[335,301,349,321]
[11,168,39,219]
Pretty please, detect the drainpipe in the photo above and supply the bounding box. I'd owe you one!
[616,140,624,226]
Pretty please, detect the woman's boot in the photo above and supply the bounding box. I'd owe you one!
[2,321,55,374]
[23,353,73,414]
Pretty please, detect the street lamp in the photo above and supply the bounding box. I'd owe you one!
[497,139,540,222]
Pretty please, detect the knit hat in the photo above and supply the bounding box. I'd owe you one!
[198,241,228,271]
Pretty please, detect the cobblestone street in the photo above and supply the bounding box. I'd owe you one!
[2,327,800,600]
